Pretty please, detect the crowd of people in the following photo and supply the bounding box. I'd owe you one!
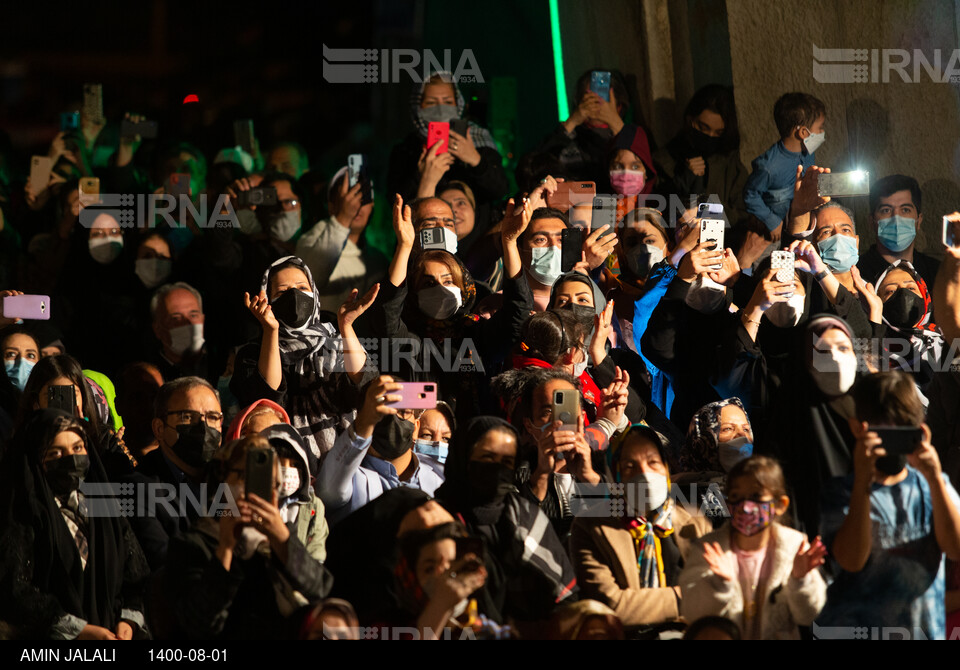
[1,68,959,641]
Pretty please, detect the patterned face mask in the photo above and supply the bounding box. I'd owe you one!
[730,499,775,536]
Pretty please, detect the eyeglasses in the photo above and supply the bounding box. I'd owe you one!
[418,217,456,228]
[397,409,418,422]
[279,198,300,210]
[166,409,223,427]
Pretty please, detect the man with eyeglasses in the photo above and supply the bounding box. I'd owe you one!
[318,375,445,525]
[412,197,460,255]
[123,376,224,569]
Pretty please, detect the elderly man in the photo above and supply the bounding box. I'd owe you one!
[150,281,211,383]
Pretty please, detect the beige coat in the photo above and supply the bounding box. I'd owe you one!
[679,523,826,639]
[570,504,711,626]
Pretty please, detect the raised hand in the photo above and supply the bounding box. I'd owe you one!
[702,541,736,582]
[338,284,380,329]
[599,366,630,426]
[707,248,741,287]
[393,194,415,248]
[582,225,618,270]
[791,535,827,579]
[590,300,615,365]
[448,127,481,167]
[851,266,882,324]
[244,289,279,333]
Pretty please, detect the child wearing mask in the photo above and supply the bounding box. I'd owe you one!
[679,455,828,639]
[743,93,825,241]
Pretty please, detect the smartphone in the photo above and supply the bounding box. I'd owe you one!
[166,173,191,198]
[697,202,724,219]
[347,153,373,205]
[233,119,255,155]
[552,388,581,433]
[2,294,50,320]
[818,171,870,198]
[870,425,923,456]
[60,111,79,132]
[385,382,438,410]
[547,181,596,212]
[771,250,796,284]
[699,218,725,270]
[29,156,54,196]
[82,83,104,124]
[419,227,449,252]
[78,177,100,206]
[590,71,612,102]
[245,447,276,501]
[47,385,76,415]
[456,536,484,561]
[237,186,278,208]
[120,119,158,140]
[450,118,469,138]
[592,195,618,235]
[561,227,584,272]
[943,215,960,248]
[426,122,449,154]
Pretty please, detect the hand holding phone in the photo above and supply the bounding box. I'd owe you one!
[427,122,450,155]
[245,448,276,501]
[2,294,51,320]
[561,228,584,272]
[29,156,54,196]
[771,250,796,283]
[590,71,612,102]
[943,214,960,248]
[699,219,725,270]
[818,171,870,198]
[384,382,438,409]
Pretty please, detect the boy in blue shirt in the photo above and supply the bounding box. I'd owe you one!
[817,372,960,640]
[743,92,826,241]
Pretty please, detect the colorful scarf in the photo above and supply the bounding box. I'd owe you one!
[408,71,498,150]
[625,497,675,588]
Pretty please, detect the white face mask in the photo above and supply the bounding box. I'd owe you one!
[528,246,562,286]
[766,292,805,328]
[623,244,665,279]
[135,257,173,288]
[684,276,727,314]
[418,284,463,320]
[89,236,123,264]
[625,472,669,517]
[810,348,858,397]
[803,130,825,154]
[236,208,262,236]
[572,346,589,377]
[168,323,204,356]
[279,465,300,499]
[268,210,301,242]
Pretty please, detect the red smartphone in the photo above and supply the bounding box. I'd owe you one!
[547,181,596,213]
[426,122,449,155]
[166,173,191,198]
[2,294,51,320]
[385,382,438,410]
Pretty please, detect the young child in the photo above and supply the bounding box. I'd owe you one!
[742,92,826,239]
[679,455,828,639]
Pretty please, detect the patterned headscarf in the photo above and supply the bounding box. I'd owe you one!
[874,260,943,375]
[678,397,750,474]
[409,71,498,150]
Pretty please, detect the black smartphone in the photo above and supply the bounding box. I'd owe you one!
[233,119,255,155]
[450,118,469,137]
[237,186,278,208]
[120,119,158,140]
[560,227,584,273]
[245,447,276,501]
[48,385,76,416]
[455,536,485,573]
[870,425,923,456]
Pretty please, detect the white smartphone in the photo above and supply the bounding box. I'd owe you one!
[771,250,796,283]
[699,218,725,270]
[943,215,960,248]
[818,171,870,198]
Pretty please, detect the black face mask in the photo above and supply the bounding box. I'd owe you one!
[171,422,221,469]
[876,453,908,476]
[467,460,516,505]
[686,127,722,158]
[883,288,924,330]
[271,288,314,329]
[560,303,596,333]
[371,415,416,461]
[46,454,90,495]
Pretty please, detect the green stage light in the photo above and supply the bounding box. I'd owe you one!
[549,0,569,122]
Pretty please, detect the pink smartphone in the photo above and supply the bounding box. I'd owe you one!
[385,382,438,409]
[3,294,51,320]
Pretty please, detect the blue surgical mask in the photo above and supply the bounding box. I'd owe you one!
[718,436,754,473]
[817,234,859,273]
[877,215,917,253]
[414,439,449,463]
[803,130,825,154]
[528,246,562,286]
[4,358,35,392]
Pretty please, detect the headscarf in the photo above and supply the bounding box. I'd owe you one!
[259,256,350,456]
[0,409,147,632]
[409,71,498,150]
[551,600,624,640]
[295,598,359,640]
[260,422,318,498]
[225,398,291,442]
[874,260,943,379]
[83,370,121,431]
[678,397,750,474]
[610,124,657,196]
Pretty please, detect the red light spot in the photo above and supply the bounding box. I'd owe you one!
[182,94,200,104]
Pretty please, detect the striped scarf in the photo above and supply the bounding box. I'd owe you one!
[625,497,675,588]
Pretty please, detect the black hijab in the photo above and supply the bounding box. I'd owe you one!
[0,409,146,632]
